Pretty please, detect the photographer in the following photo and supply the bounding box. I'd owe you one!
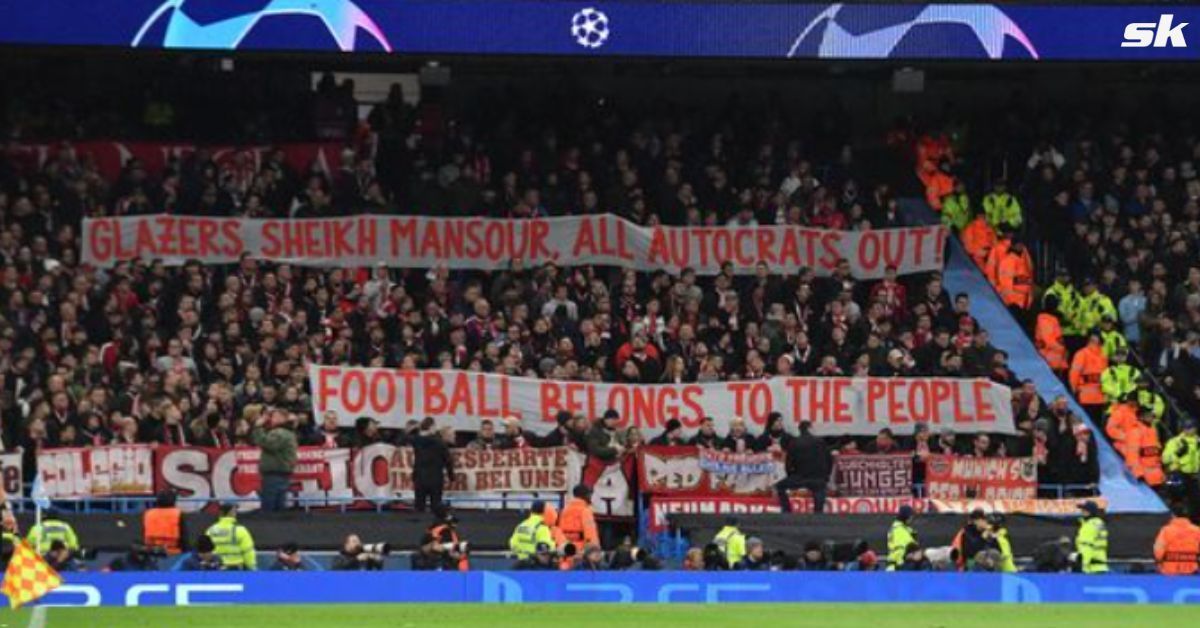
[179,535,222,571]
[427,513,469,571]
[43,540,83,572]
[332,534,389,571]
[269,542,307,571]
[108,543,167,571]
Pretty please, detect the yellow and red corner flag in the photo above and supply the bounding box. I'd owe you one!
[2,541,62,609]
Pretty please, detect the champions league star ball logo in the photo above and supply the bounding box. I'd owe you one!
[131,0,392,52]
[571,7,610,49]
[788,4,1038,60]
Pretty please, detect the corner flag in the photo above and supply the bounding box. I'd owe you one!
[1,541,62,608]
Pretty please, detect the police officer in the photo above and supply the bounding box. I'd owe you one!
[1075,501,1108,574]
[27,512,79,554]
[887,505,917,571]
[713,516,747,569]
[205,503,257,570]
[1135,376,1167,425]
[1100,346,1140,406]
[1098,316,1128,359]
[509,500,555,563]
[1163,420,1200,518]
[990,514,1017,573]
[143,490,187,555]
[982,179,1022,231]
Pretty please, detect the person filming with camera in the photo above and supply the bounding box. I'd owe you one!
[332,534,390,571]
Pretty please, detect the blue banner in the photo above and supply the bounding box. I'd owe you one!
[1,2,1199,60]
[15,572,1200,607]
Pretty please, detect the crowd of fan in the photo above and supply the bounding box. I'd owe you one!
[0,81,1103,491]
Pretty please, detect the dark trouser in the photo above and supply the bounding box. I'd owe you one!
[775,476,827,513]
[415,482,445,517]
[260,472,291,512]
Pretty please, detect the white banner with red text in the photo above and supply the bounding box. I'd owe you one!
[82,214,947,278]
[310,366,1016,437]
[832,454,913,497]
[151,444,635,514]
[647,496,933,533]
[37,445,155,498]
[924,455,1038,500]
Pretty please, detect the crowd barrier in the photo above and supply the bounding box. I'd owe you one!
[16,572,1200,607]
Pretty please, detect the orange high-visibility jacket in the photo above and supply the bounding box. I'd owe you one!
[558,497,600,550]
[998,251,1035,309]
[1035,313,1068,371]
[962,216,997,269]
[1105,401,1139,455]
[1125,421,1165,486]
[985,238,1011,286]
[1154,517,1200,575]
[542,504,569,550]
[924,171,955,211]
[1069,344,1109,405]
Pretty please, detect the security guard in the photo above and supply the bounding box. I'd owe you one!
[962,213,997,269]
[26,513,80,554]
[1075,500,1108,574]
[1126,407,1166,487]
[1043,269,1080,335]
[1163,420,1200,517]
[887,505,918,571]
[940,181,971,231]
[982,179,1023,231]
[1154,504,1200,575]
[1098,316,1129,359]
[713,516,747,569]
[1069,333,1109,423]
[990,514,1017,574]
[1100,347,1140,406]
[143,490,187,555]
[205,502,257,570]
[1036,295,1069,375]
[509,500,556,562]
[1135,376,1167,424]
[1075,279,1117,336]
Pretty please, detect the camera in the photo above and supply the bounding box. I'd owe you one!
[362,542,391,556]
[440,541,469,553]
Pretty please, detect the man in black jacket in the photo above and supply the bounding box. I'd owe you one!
[775,421,831,513]
[411,417,454,517]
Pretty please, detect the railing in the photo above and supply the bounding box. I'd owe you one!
[7,494,565,515]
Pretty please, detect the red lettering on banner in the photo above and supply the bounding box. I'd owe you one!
[447,372,473,416]
[261,221,282,257]
[89,219,113,263]
[777,230,800,267]
[420,222,443,258]
[398,371,419,414]
[424,371,447,414]
[342,369,367,414]
[755,230,776,266]
[681,386,704,428]
[390,218,417,257]
[530,220,555,261]
[734,229,754,266]
[368,370,395,414]
[973,380,996,423]
[819,232,841,270]
[857,231,880,272]
[358,216,377,257]
[316,367,340,411]
[930,380,952,424]
[952,383,969,423]
[571,217,597,257]
[866,379,886,423]
[727,381,752,418]
[907,380,930,423]
[887,380,907,425]
[910,227,930,265]
[646,228,670,266]
[693,229,713,267]
[881,230,906,269]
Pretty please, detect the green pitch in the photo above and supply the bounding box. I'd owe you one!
[4,603,1190,627]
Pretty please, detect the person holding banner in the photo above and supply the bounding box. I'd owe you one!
[584,410,624,487]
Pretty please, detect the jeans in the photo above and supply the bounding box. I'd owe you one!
[260,472,291,512]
